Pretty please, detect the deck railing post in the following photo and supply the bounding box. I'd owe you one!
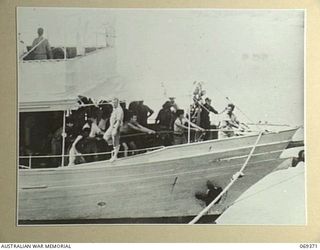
[188,95,192,143]
[63,47,67,60]
[28,155,32,169]
[61,110,67,167]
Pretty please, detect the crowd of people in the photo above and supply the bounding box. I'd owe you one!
[20,28,244,166]
[66,85,243,165]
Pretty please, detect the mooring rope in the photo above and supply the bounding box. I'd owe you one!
[188,131,263,224]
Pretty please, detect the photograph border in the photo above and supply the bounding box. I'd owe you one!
[0,0,319,243]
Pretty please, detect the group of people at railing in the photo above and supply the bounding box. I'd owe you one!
[66,97,169,165]
[19,81,244,168]
[65,85,243,166]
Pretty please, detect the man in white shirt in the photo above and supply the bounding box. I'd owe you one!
[173,109,204,145]
[103,98,124,161]
[219,103,240,139]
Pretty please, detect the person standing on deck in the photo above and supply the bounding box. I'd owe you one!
[120,101,129,124]
[218,103,240,139]
[137,100,154,127]
[173,109,204,145]
[128,101,139,114]
[169,105,177,130]
[97,102,113,132]
[200,97,219,140]
[31,28,52,60]
[155,101,172,130]
[103,98,124,161]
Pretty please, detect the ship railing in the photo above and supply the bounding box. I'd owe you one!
[19,37,46,61]
[17,127,267,169]
[18,145,165,169]
[20,43,107,62]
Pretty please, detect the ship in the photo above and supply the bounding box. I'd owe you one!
[17,36,302,224]
[18,127,298,223]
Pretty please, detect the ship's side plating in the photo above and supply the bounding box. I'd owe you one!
[18,128,297,222]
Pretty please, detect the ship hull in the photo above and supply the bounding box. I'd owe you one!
[18,128,297,223]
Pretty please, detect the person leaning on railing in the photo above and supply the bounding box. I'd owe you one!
[218,103,240,139]
[68,125,91,166]
[120,112,156,157]
[173,109,204,145]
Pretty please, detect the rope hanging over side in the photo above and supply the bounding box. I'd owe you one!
[188,131,263,224]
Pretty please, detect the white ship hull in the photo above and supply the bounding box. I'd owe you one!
[18,128,298,222]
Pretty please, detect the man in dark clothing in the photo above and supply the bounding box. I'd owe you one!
[31,28,52,60]
[120,101,130,124]
[137,100,154,127]
[128,101,139,115]
[155,101,172,130]
[200,98,219,140]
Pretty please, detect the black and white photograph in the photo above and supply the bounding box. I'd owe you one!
[17,7,305,225]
